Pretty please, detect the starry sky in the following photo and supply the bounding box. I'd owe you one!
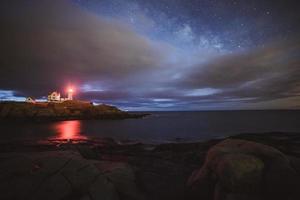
[0,0,300,110]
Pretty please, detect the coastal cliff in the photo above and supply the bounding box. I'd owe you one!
[0,100,146,120]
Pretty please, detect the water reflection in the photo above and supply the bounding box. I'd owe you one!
[53,120,87,140]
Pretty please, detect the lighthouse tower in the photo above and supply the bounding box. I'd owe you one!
[67,88,73,100]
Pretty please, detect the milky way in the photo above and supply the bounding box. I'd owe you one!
[0,0,300,110]
[77,0,299,50]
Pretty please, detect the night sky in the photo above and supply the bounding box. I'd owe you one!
[0,0,300,110]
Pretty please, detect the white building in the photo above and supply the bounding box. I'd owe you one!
[47,89,74,102]
[48,92,61,102]
[25,97,36,103]
[67,89,73,100]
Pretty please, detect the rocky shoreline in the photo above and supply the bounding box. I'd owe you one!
[0,101,148,121]
[0,132,299,200]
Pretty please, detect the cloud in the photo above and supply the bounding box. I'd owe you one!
[79,35,300,110]
[175,24,194,43]
[0,0,170,96]
[0,90,25,101]
[1,0,300,110]
[184,88,220,97]
[173,37,300,107]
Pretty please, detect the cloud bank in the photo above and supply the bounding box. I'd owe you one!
[0,0,170,96]
[178,39,300,105]
[0,0,300,110]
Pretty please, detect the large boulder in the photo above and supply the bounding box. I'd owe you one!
[96,161,145,200]
[187,139,300,200]
[0,150,144,200]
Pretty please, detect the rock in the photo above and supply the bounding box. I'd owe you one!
[188,139,300,200]
[96,161,145,200]
[0,154,38,200]
[0,150,145,200]
[0,132,299,200]
[0,101,147,120]
[215,154,264,195]
[88,175,119,200]
[31,174,72,200]
[0,104,11,117]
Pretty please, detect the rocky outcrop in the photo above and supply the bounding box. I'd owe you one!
[0,101,148,121]
[187,139,300,200]
[0,151,145,200]
[0,133,299,200]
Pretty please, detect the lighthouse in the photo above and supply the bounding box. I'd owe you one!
[47,87,75,102]
[67,88,74,100]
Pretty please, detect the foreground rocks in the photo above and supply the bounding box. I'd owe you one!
[0,151,144,200]
[0,101,148,121]
[188,139,300,200]
[0,132,299,200]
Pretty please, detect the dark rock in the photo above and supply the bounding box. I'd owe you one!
[0,133,299,200]
[97,161,145,200]
[0,101,148,121]
[188,139,300,200]
[88,175,119,200]
[0,151,144,200]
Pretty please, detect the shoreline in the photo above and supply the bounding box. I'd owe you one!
[0,131,299,152]
[0,112,150,122]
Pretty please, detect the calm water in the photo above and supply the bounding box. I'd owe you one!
[0,111,300,143]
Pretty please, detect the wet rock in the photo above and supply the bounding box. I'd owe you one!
[188,139,300,200]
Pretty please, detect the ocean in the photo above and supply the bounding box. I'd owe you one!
[1,110,300,143]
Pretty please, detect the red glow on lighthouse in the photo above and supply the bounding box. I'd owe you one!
[66,86,75,100]
[67,87,74,93]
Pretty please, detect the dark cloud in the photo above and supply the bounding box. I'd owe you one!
[0,0,169,96]
[177,38,300,105]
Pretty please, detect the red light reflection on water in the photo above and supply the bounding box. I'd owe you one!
[53,120,87,140]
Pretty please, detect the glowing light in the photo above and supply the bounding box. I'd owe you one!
[53,120,87,140]
[68,88,74,93]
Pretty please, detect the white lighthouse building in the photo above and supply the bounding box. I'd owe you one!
[67,88,73,100]
[47,88,74,102]
[47,91,61,102]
